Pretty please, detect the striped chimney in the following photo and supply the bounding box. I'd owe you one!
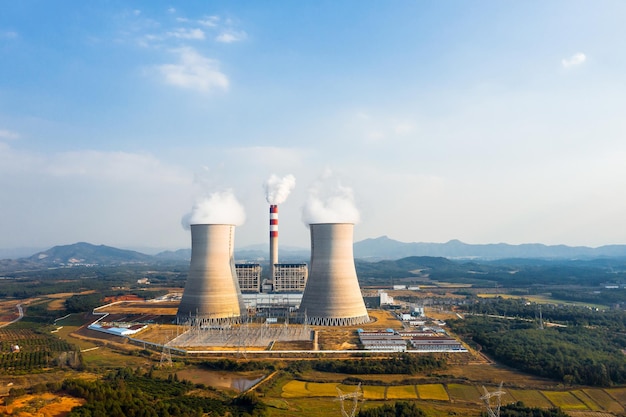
[270,205,278,281]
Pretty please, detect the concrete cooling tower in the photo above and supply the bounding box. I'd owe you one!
[299,223,369,326]
[177,224,246,324]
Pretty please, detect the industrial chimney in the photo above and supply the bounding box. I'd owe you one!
[177,224,246,324]
[269,204,278,282]
[299,223,369,326]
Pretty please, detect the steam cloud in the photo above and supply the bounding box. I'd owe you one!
[181,190,246,229]
[302,172,360,225]
[264,174,296,205]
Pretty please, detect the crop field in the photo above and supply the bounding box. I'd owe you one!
[605,387,626,405]
[386,385,417,399]
[507,388,553,408]
[0,328,78,373]
[360,385,386,400]
[416,383,449,401]
[542,390,588,410]
[584,389,625,414]
[570,390,604,411]
[282,380,311,398]
[446,383,481,403]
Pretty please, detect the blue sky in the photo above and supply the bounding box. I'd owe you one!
[1,1,626,252]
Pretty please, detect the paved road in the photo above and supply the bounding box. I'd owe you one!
[0,304,24,328]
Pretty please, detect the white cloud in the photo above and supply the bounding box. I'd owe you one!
[216,30,247,43]
[133,9,141,16]
[198,16,220,27]
[0,129,20,140]
[562,52,586,68]
[168,8,176,14]
[157,47,229,92]
[166,28,205,40]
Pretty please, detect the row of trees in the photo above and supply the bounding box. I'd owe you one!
[286,354,446,376]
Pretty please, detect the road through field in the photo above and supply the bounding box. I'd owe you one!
[0,303,23,328]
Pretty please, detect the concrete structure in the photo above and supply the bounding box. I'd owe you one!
[409,336,465,352]
[274,263,308,292]
[299,223,369,326]
[177,224,246,324]
[236,263,262,293]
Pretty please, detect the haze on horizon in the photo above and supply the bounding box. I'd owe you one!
[1,1,626,252]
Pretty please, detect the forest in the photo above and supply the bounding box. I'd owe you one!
[450,298,626,386]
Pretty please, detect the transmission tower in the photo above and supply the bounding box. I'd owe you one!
[336,383,362,417]
[481,382,505,417]
[160,344,173,367]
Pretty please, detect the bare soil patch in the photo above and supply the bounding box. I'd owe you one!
[0,393,84,417]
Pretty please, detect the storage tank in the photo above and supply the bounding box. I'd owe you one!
[177,224,246,324]
[299,223,369,326]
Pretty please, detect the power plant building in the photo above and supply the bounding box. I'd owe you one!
[235,263,262,293]
[273,263,308,292]
[177,224,246,324]
[299,223,369,326]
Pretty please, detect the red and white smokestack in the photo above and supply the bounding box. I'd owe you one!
[269,205,278,281]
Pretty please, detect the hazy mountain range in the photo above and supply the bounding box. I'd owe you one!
[1,236,626,272]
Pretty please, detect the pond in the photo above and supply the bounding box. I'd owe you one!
[176,368,266,392]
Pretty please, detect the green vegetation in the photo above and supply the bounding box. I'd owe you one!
[286,354,446,376]
[8,367,268,417]
[488,402,569,417]
[199,359,277,372]
[450,299,626,386]
[0,328,82,374]
[357,401,427,417]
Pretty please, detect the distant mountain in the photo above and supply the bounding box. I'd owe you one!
[25,242,153,267]
[354,236,626,260]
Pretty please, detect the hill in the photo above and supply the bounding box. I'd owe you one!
[354,236,626,260]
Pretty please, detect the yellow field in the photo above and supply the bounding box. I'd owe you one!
[306,382,340,397]
[542,391,588,410]
[361,385,386,400]
[386,385,417,399]
[417,384,449,401]
[282,380,310,398]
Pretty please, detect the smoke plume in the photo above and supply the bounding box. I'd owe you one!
[302,172,360,224]
[264,174,296,205]
[181,190,246,229]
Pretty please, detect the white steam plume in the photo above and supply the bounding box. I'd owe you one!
[264,174,296,205]
[302,172,360,224]
[181,190,246,229]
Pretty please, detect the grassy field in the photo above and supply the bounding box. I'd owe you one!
[507,388,553,408]
[446,383,482,403]
[584,388,625,414]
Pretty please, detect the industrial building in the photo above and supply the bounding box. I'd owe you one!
[235,263,262,293]
[409,336,466,352]
[273,263,308,292]
[299,223,370,326]
[177,224,246,324]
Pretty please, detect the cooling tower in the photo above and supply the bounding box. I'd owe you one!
[299,223,369,326]
[177,224,246,324]
[269,204,278,281]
